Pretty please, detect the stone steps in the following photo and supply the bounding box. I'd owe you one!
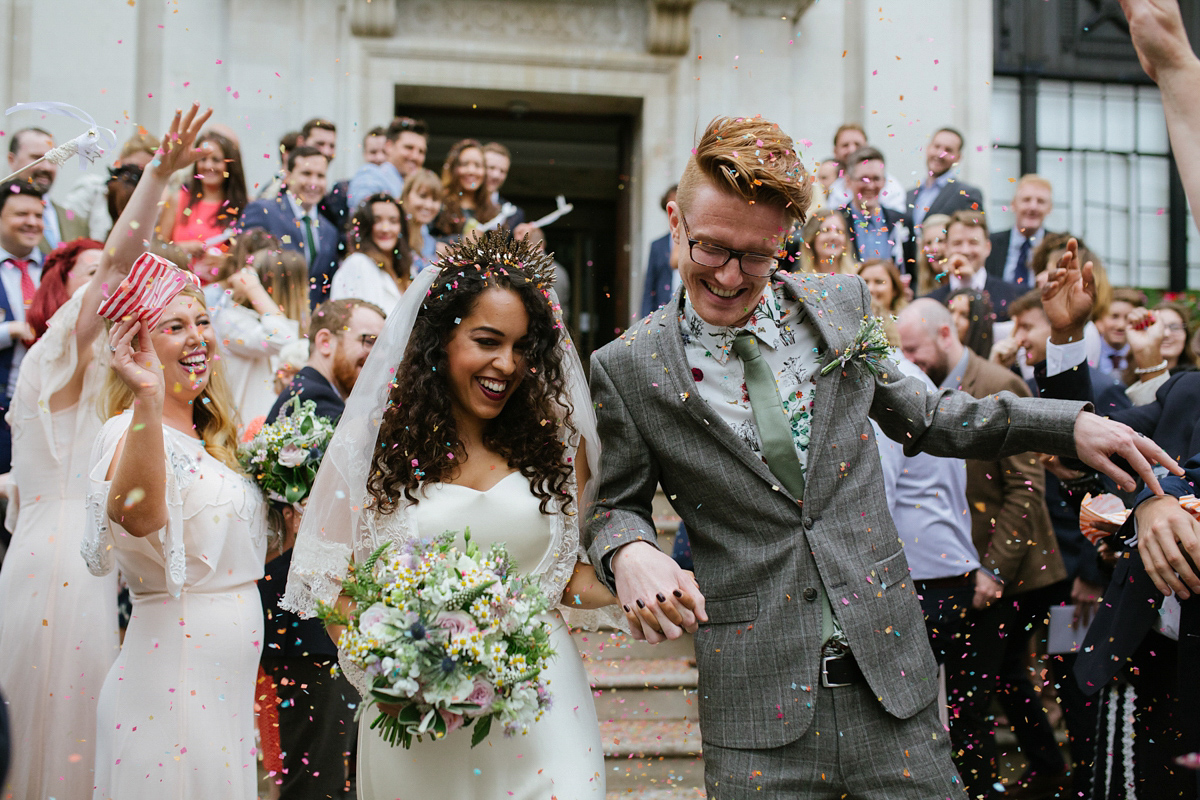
[576,624,705,796]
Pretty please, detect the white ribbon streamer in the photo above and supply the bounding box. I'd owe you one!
[2,101,117,181]
[528,195,574,228]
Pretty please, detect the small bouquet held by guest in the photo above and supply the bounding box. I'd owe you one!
[318,531,556,749]
[237,396,337,505]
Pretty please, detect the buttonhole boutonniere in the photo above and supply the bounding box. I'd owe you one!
[820,315,894,377]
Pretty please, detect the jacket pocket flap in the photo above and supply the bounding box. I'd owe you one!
[873,549,909,589]
[705,593,759,624]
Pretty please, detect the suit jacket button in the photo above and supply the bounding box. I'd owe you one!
[803,588,818,602]
[804,517,815,529]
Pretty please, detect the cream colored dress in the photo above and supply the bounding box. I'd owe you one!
[0,289,119,799]
[356,472,606,800]
[83,413,268,800]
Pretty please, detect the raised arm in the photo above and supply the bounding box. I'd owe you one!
[52,105,211,413]
[1121,0,1200,223]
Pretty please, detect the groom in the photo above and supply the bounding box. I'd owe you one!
[584,115,1177,799]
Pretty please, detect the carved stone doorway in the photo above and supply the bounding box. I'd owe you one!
[397,85,640,359]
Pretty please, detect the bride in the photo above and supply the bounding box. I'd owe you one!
[283,231,619,799]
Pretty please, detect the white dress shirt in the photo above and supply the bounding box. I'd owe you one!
[0,246,44,399]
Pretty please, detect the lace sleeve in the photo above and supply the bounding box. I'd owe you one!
[83,414,188,596]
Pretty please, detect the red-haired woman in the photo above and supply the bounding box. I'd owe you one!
[25,237,104,342]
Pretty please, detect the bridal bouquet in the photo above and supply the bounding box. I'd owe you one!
[237,396,336,504]
[318,531,556,748]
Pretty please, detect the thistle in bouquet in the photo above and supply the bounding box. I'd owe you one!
[237,396,337,504]
[318,530,557,749]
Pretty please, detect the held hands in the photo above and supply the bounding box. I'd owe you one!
[1134,493,1200,599]
[612,541,708,643]
[151,104,213,181]
[1041,238,1096,343]
[108,317,165,402]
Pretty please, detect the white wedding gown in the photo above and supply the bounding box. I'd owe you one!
[0,289,119,799]
[83,412,268,799]
[356,472,606,800]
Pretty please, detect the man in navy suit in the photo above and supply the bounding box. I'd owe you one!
[640,184,678,318]
[906,127,985,227]
[260,298,385,799]
[924,210,1019,321]
[984,175,1055,289]
[240,146,340,308]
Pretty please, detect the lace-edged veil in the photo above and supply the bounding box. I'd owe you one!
[281,263,600,619]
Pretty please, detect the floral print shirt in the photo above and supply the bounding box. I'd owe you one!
[680,282,820,474]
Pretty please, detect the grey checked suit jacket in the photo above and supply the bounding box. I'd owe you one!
[585,272,1087,749]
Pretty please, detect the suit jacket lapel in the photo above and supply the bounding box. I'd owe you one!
[783,274,847,507]
[656,289,799,499]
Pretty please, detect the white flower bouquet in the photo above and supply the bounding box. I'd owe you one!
[318,531,556,748]
[237,396,337,504]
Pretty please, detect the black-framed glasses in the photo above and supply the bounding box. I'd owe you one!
[679,212,780,277]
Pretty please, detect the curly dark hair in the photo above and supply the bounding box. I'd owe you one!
[366,230,573,515]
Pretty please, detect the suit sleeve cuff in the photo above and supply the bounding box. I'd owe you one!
[1045,339,1088,377]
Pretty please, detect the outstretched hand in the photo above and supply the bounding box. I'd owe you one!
[150,103,213,180]
[611,541,707,643]
[1041,238,1096,342]
[1073,410,1183,495]
[1120,0,1198,84]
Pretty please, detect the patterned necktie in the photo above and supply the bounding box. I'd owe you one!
[731,332,838,643]
[8,258,36,307]
[1013,237,1032,287]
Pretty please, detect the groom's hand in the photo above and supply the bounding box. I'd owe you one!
[611,541,708,643]
[1072,410,1183,494]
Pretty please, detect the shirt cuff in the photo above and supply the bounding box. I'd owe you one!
[1045,339,1088,377]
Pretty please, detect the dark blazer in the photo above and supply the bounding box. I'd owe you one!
[1029,363,1131,587]
[240,192,341,308]
[640,233,674,318]
[906,177,985,222]
[258,367,346,661]
[924,274,1020,322]
[839,205,917,275]
[958,352,1067,592]
[1037,364,1200,693]
[984,229,1057,283]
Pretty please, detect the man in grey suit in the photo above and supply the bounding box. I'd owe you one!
[584,115,1178,799]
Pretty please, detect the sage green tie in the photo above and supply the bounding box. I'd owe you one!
[731,331,838,643]
[302,214,317,269]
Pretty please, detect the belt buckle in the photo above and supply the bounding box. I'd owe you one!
[821,654,852,688]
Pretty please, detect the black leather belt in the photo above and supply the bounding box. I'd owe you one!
[820,647,864,688]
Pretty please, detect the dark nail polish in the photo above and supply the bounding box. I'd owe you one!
[656,593,667,603]
[622,604,630,612]
[636,599,645,609]
[673,590,683,598]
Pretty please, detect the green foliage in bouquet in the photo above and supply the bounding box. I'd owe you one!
[318,530,557,749]
[237,396,337,504]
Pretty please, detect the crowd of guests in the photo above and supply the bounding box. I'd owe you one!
[0,70,1194,800]
[0,107,551,800]
[643,120,1200,799]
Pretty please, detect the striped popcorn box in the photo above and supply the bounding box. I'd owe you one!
[98,252,199,328]
[1079,493,1130,545]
